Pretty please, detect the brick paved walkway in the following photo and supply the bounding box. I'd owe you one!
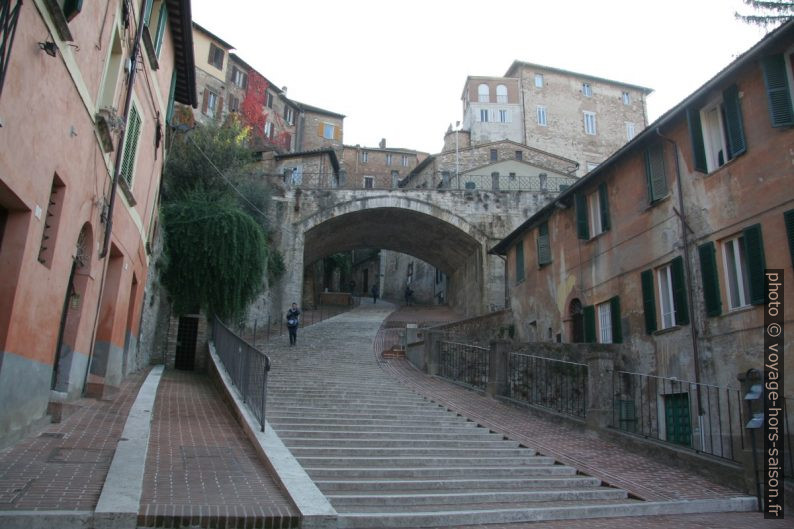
[138,369,298,528]
[0,369,148,511]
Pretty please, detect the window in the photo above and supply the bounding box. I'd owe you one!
[536,105,547,126]
[266,92,274,108]
[514,241,524,283]
[655,261,689,330]
[536,222,551,266]
[203,89,218,118]
[361,150,368,163]
[644,144,668,202]
[515,150,522,161]
[478,83,490,102]
[761,53,794,127]
[152,1,168,57]
[583,111,596,135]
[723,234,751,309]
[284,107,294,125]
[575,182,610,240]
[687,84,746,173]
[120,103,143,189]
[583,297,622,344]
[322,123,334,139]
[228,94,240,113]
[698,241,722,317]
[208,43,224,70]
[37,174,66,267]
[496,84,508,103]
[582,83,592,97]
[386,153,392,165]
[401,155,408,167]
[391,170,399,187]
[626,122,636,141]
[363,176,374,189]
[480,109,490,122]
[490,149,498,161]
[622,91,631,105]
[499,109,510,123]
[534,73,543,88]
[264,121,273,139]
[232,67,248,89]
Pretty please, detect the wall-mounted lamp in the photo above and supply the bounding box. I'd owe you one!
[38,40,58,57]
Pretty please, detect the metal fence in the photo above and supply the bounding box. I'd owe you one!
[246,298,361,346]
[437,339,489,391]
[507,353,588,418]
[212,317,271,431]
[612,371,744,461]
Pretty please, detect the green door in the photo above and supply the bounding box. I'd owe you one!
[665,393,692,446]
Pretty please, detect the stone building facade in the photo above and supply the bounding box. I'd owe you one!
[0,0,195,443]
[462,76,524,145]
[490,21,794,392]
[341,141,428,189]
[505,61,652,175]
[192,22,231,126]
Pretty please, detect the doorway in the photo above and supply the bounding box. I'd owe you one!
[174,316,199,370]
[569,298,584,343]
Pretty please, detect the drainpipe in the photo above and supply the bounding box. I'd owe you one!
[99,0,148,259]
[655,128,706,445]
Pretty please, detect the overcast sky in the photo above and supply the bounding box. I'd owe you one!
[191,0,770,154]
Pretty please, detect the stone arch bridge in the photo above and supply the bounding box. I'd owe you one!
[275,188,556,316]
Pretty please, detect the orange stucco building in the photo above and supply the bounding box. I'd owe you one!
[0,0,195,443]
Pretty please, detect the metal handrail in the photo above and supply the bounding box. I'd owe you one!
[212,316,271,431]
[507,353,588,418]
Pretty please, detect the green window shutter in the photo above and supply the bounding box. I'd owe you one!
[536,222,552,266]
[575,192,589,239]
[698,241,722,317]
[583,305,596,343]
[761,54,794,127]
[598,181,610,231]
[785,209,794,268]
[641,269,657,334]
[143,0,154,26]
[742,224,766,305]
[62,0,83,21]
[722,84,746,158]
[120,105,142,188]
[166,71,177,125]
[686,107,708,173]
[670,256,690,325]
[644,144,668,202]
[154,2,168,56]
[515,241,525,283]
[610,296,623,343]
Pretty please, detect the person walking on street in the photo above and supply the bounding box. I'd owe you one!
[371,283,379,304]
[286,303,300,346]
[404,285,414,306]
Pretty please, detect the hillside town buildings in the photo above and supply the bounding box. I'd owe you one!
[0,0,195,443]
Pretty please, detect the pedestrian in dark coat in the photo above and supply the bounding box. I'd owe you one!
[371,284,379,304]
[286,303,300,346]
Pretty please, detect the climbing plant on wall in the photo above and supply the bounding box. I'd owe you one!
[240,70,269,137]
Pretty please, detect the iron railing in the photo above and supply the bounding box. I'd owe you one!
[507,353,588,418]
[246,298,361,346]
[612,371,744,461]
[437,339,489,391]
[212,316,271,431]
[0,0,23,102]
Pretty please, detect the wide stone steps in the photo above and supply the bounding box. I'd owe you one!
[277,430,498,440]
[282,438,519,449]
[313,476,600,492]
[304,465,576,480]
[294,456,549,468]
[288,446,528,458]
[327,488,629,507]
[267,416,475,427]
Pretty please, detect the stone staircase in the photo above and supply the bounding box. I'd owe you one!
[263,305,648,528]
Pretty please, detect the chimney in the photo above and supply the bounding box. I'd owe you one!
[281,86,288,95]
[379,138,386,149]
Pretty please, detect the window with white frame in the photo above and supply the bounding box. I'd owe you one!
[597,302,612,343]
[582,83,593,97]
[688,85,746,173]
[587,191,604,237]
[534,73,543,88]
[496,84,508,103]
[205,89,218,118]
[361,150,368,163]
[263,121,273,139]
[363,176,374,189]
[622,91,631,105]
[626,122,636,141]
[232,67,247,88]
[722,235,751,309]
[657,264,676,328]
[537,105,547,126]
[228,94,240,113]
[584,111,596,135]
[499,109,510,123]
[386,153,392,165]
[266,92,274,108]
[478,83,490,102]
[480,109,490,122]
[323,123,334,139]
[401,155,408,167]
[285,107,294,125]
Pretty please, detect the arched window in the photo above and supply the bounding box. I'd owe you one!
[477,83,490,103]
[496,84,508,103]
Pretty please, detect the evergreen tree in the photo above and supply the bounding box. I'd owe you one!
[736,1,793,27]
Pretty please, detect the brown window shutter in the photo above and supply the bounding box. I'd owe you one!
[317,123,324,137]
[201,89,209,114]
[334,126,342,141]
[217,96,224,120]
